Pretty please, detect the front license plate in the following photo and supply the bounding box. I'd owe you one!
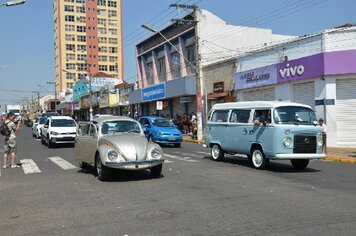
[168,138,176,141]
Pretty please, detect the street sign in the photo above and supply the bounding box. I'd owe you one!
[156,101,163,110]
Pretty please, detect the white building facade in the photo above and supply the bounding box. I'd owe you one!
[235,26,356,147]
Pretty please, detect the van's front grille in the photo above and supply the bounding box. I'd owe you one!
[293,135,316,153]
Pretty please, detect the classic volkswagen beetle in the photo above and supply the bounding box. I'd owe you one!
[75,116,164,181]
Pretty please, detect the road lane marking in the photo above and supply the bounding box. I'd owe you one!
[20,159,41,174]
[164,159,174,163]
[48,157,77,170]
[195,151,210,156]
[164,154,199,162]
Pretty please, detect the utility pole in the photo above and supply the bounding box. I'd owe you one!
[169,3,204,140]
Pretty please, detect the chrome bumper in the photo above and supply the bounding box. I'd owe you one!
[273,153,326,160]
[105,159,164,170]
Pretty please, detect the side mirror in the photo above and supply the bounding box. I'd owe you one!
[44,125,48,128]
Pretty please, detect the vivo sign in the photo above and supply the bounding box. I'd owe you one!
[279,63,305,78]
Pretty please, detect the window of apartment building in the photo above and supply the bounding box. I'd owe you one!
[97,9,106,16]
[66,73,76,80]
[109,47,117,53]
[66,53,75,61]
[78,73,86,80]
[109,56,118,62]
[77,35,87,42]
[98,27,107,34]
[99,46,107,52]
[65,34,75,41]
[65,24,75,31]
[77,45,86,52]
[108,38,118,44]
[109,65,118,72]
[157,57,166,83]
[65,0,74,2]
[171,51,181,79]
[76,0,85,3]
[97,0,106,6]
[98,56,107,62]
[146,62,154,86]
[98,37,107,43]
[66,44,75,51]
[66,83,74,89]
[98,18,106,25]
[77,63,87,71]
[108,1,117,7]
[66,63,76,70]
[108,29,117,35]
[76,6,85,13]
[76,16,86,23]
[77,54,87,61]
[64,5,74,12]
[99,65,108,71]
[65,15,75,22]
[108,19,117,26]
[77,26,86,32]
[108,10,117,17]
[186,45,195,75]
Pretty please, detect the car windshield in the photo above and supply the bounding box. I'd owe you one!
[51,119,76,127]
[39,117,47,124]
[101,120,141,134]
[152,118,175,127]
[274,106,317,125]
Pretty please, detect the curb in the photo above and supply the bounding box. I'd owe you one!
[183,138,356,164]
[325,157,356,164]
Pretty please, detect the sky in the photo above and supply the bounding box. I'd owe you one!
[0,0,355,113]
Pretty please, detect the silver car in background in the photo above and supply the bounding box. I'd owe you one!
[32,116,47,139]
[75,116,165,181]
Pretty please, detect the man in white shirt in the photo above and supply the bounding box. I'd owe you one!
[319,118,327,153]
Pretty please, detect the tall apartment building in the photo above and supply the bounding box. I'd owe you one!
[53,0,123,94]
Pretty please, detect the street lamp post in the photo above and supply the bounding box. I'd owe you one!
[0,0,25,7]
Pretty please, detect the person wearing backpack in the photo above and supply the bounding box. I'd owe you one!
[3,112,22,169]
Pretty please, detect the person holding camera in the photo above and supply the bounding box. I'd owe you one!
[3,112,21,169]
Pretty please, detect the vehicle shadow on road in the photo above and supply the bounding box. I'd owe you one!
[203,155,320,173]
[77,166,164,182]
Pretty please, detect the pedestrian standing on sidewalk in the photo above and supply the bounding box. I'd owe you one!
[3,112,22,169]
[319,118,327,154]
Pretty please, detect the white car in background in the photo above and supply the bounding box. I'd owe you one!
[41,116,77,148]
[32,116,47,139]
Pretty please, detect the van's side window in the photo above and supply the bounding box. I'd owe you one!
[211,110,229,122]
[230,110,250,123]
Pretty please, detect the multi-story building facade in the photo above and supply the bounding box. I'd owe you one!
[53,0,123,94]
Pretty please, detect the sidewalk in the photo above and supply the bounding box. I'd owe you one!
[182,134,356,164]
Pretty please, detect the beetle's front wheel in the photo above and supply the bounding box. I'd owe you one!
[96,155,109,181]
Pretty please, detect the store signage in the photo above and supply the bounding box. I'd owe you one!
[213,81,224,93]
[142,83,166,102]
[277,53,324,83]
[315,99,335,106]
[180,97,191,103]
[235,64,277,90]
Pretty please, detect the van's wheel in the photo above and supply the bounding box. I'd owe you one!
[95,155,109,181]
[150,164,162,178]
[47,136,54,148]
[211,144,224,161]
[251,147,269,169]
[291,159,309,170]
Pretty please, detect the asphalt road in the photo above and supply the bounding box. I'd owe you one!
[0,126,355,236]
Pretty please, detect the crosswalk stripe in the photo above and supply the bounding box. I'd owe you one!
[164,154,199,162]
[164,159,174,163]
[20,159,41,174]
[48,157,77,170]
[172,152,202,158]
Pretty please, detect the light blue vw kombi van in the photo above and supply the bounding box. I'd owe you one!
[205,101,326,170]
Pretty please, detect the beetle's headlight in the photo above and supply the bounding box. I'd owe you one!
[51,131,59,135]
[283,137,293,147]
[151,148,162,159]
[317,136,323,147]
[107,149,118,161]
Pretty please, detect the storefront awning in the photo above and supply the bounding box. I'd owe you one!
[207,92,228,100]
